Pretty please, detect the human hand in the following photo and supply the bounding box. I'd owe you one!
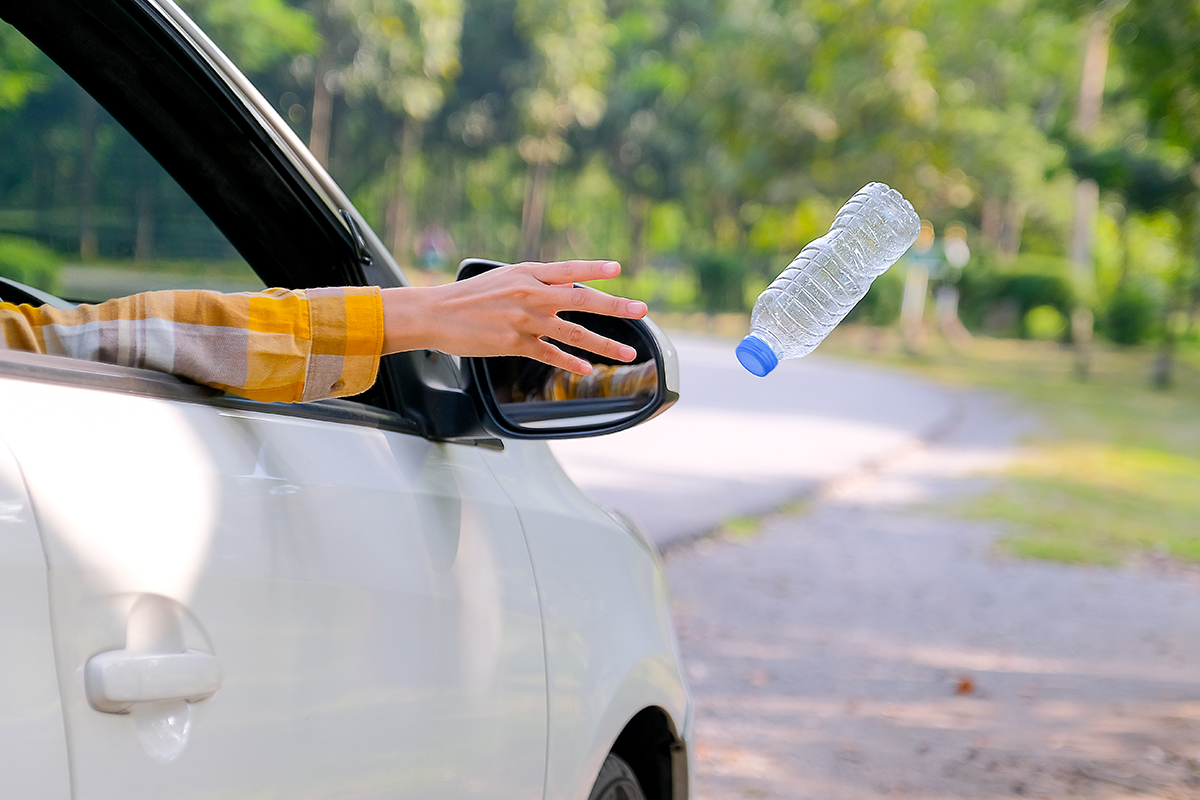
[381,260,648,375]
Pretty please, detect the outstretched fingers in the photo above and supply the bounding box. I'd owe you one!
[523,259,622,286]
[561,283,648,319]
[546,314,638,361]
[531,339,596,376]
[523,261,646,314]
[530,268,646,372]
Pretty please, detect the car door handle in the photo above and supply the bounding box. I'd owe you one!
[85,649,222,713]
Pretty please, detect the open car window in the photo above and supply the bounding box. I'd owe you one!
[0,2,435,433]
[0,21,264,303]
[0,8,404,425]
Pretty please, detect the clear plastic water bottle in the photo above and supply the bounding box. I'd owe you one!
[736,182,921,376]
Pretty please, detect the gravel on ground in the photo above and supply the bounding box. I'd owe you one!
[665,390,1200,800]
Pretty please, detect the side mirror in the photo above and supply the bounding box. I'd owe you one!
[456,259,680,440]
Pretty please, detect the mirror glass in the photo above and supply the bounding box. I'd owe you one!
[484,311,660,430]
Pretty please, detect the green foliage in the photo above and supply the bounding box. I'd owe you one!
[593,264,696,312]
[845,267,904,327]
[338,0,464,120]
[197,0,1129,317]
[692,251,745,314]
[1115,0,1200,154]
[958,257,1076,338]
[1104,278,1162,345]
[0,23,55,110]
[0,235,60,293]
[176,0,319,71]
[645,202,687,254]
[1024,304,1068,341]
[7,0,1200,327]
[546,154,630,262]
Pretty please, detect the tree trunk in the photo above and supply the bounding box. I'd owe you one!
[1071,307,1094,380]
[626,194,649,275]
[935,285,970,348]
[1076,11,1110,134]
[1152,324,1175,389]
[386,121,424,267]
[1069,177,1099,380]
[981,196,1003,251]
[78,90,99,261]
[1118,210,1132,284]
[999,198,1025,258]
[1191,224,1200,337]
[1070,179,1100,282]
[520,158,553,262]
[135,184,155,263]
[308,51,334,168]
[1069,8,1113,379]
[901,263,929,354]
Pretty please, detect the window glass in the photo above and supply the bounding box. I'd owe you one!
[0,21,263,303]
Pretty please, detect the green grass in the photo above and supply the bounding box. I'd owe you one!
[976,443,1200,565]
[59,259,263,302]
[720,515,763,540]
[821,325,1200,567]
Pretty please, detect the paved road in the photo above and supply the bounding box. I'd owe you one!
[665,388,1200,799]
[550,333,959,549]
[555,332,1200,798]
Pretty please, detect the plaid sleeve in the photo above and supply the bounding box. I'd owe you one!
[0,287,384,403]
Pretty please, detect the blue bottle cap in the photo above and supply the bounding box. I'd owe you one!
[736,334,778,377]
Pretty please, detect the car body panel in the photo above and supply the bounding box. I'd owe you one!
[0,435,72,799]
[0,362,547,799]
[479,439,692,800]
[0,0,692,794]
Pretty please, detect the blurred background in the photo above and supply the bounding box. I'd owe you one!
[0,0,1195,565]
[4,1,1200,794]
[0,0,1195,597]
[1,0,1197,352]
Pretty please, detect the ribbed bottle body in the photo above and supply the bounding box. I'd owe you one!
[747,182,920,362]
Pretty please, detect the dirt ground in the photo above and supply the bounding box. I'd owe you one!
[663,391,1200,800]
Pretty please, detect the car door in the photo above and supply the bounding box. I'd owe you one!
[0,358,547,800]
[0,434,72,799]
[0,2,547,793]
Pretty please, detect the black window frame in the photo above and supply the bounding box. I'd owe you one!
[1,0,357,290]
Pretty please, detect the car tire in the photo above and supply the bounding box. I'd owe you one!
[587,753,648,800]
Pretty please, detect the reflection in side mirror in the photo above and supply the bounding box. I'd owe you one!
[494,363,658,428]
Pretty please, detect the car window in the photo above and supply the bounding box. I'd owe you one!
[0,21,264,303]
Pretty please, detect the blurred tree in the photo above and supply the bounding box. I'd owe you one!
[1065,1,1125,288]
[336,0,463,266]
[1104,0,1200,384]
[512,0,612,260]
[176,0,320,72]
[0,22,53,110]
[140,0,319,262]
[924,0,1080,259]
[100,0,1200,345]
[587,0,707,273]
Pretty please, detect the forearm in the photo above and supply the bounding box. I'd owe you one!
[0,260,647,403]
[380,286,439,355]
[380,262,647,375]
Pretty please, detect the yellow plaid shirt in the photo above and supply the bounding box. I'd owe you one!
[0,287,384,403]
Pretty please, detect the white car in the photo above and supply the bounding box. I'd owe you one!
[0,1,691,798]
